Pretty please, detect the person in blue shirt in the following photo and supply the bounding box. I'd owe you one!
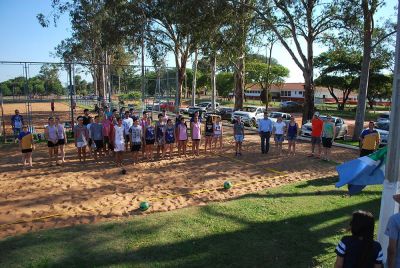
[257,111,273,154]
[11,109,24,141]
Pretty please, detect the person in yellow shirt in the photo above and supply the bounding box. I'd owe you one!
[18,125,34,168]
[359,121,380,157]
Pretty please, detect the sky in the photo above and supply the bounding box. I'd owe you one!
[0,0,397,84]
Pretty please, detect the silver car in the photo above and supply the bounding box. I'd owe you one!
[300,116,348,139]
[374,121,389,146]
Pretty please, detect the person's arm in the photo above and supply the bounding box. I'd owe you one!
[387,238,397,268]
[233,124,237,136]
[190,122,194,138]
[44,126,49,141]
[376,132,380,148]
[258,119,261,134]
[64,127,68,143]
[334,256,344,268]
[74,128,78,146]
[31,134,35,150]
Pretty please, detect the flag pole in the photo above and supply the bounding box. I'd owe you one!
[377,1,400,263]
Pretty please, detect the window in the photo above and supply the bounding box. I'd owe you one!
[287,91,291,97]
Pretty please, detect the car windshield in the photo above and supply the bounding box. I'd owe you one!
[239,107,257,112]
[376,122,389,131]
[270,112,282,118]
[198,103,209,107]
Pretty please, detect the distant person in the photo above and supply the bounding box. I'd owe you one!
[102,116,113,156]
[104,106,112,119]
[51,99,55,113]
[287,116,298,156]
[190,110,202,123]
[122,111,133,151]
[257,111,273,154]
[18,125,34,168]
[111,117,125,167]
[360,121,380,157]
[45,116,59,166]
[273,115,286,156]
[334,210,383,268]
[204,115,214,154]
[140,111,148,158]
[385,194,400,268]
[55,117,67,164]
[177,117,188,157]
[213,116,223,152]
[155,113,166,158]
[162,109,168,123]
[82,109,91,126]
[74,116,89,162]
[165,119,176,159]
[191,115,201,156]
[309,112,323,158]
[233,116,244,156]
[144,117,155,160]
[129,117,142,165]
[321,115,336,161]
[86,117,94,157]
[11,109,24,141]
[90,116,104,160]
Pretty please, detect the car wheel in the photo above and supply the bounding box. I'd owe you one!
[251,118,257,128]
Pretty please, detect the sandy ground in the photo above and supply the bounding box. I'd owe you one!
[0,125,359,238]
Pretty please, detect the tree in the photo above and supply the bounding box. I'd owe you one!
[216,72,234,98]
[38,64,64,95]
[246,57,289,109]
[367,73,392,108]
[253,0,340,123]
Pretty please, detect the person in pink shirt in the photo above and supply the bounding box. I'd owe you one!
[191,116,201,156]
[102,117,113,155]
[177,117,188,157]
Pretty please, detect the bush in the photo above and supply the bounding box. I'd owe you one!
[119,92,141,101]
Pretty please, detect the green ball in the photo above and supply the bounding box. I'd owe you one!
[139,201,150,211]
[224,181,233,190]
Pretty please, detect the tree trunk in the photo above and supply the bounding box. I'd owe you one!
[353,0,373,140]
[234,55,245,110]
[210,54,217,110]
[302,72,315,123]
[191,49,198,107]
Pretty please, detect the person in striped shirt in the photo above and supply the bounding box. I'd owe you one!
[334,210,383,268]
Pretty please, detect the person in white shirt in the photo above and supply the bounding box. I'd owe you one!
[129,118,142,165]
[122,111,133,151]
[273,115,287,156]
[112,117,125,167]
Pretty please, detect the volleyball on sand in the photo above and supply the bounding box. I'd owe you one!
[224,181,232,190]
[140,201,150,211]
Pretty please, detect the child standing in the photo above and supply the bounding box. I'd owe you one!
[45,116,59,166]
[55,117,67,164]
[204,116,214,153]
[130,118,142,164]
[18,125,34,168]
[177,117,188,157]
[213,116,223,152]
[165,119,175,159]
[144,117,155,160]
[156,113,166,158]
[273,115,286,156]
[86,117,94,157]
[233,116,244,156]
[90,116,104,160]
[191,116,201,156]
[123,111,133,151]
[102,116,113,156]
[74,116,89,162]
[287,116,298,156]
[111,117,125,167]
[334,210,383,267]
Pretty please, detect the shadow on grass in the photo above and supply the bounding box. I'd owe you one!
[0,177,382,267]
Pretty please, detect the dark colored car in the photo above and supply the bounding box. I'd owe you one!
[218,107,234,121]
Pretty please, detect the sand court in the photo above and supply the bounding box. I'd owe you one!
[0,126,358,238]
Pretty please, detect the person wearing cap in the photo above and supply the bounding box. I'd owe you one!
[309,112,323,158]
[257,111,273,154]
[360,121,380,157]
[386,194,400,268]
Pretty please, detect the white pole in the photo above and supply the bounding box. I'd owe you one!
[377,1,400,263]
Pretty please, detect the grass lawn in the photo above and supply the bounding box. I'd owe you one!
[0,176,382,268]
[315,104,390,121]
[335,140,360,147]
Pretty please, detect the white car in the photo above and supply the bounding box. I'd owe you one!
[269,112,292,123]
[188,102,220,116]
[377,112,390,122]
[300,116,348,139]
[374,121,389,146]
[231,106,266,127]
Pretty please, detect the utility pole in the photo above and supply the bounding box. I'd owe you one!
[191,49,198,107]
[211,54,217,111]
[68,64,75,129]
[377,2,400,263]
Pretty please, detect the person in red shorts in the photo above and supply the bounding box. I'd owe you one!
[309,112,323,158]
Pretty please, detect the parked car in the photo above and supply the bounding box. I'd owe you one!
[231,106,266,127]
[377,112,390,122]
[160,101,175,112]
[280,101,302,108]
[218,107,234,121]
[375,121,389,146]
[300,116,348,139]
[269,112,292,123]
[188,102,220,117]
[179,106,190,114]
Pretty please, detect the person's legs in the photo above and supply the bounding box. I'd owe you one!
[183,140,187,156]
[59,144,65,163]
[82,146,87,162]
[310,138,315,156]
[287,140,292,155]
[293,140,296,155]
[278,142,283,156]
[219,136,222,150]
[265,132,271,153]
[54,146,59,164]
[260,132,266,153]
[77,147,82,162]
[27,152,32,167]
[196,140,200,155]
[239,142,242,154]
[235,141,239,154]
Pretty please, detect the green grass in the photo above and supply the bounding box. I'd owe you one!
[0,176,382,267]
[335,140,360,147]
[316,104,389,121]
